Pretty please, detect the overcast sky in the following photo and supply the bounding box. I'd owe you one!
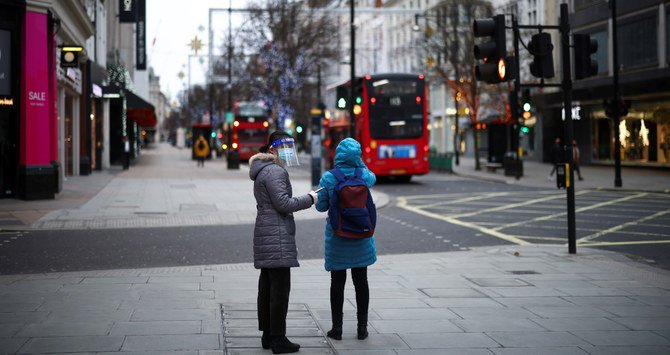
[146,0,247,103]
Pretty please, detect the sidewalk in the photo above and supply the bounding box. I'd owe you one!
[451,156,670,193]
[1,245,669,353]
[1,145,669,354]
[0,143,389,231]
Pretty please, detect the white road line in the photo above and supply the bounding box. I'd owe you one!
[580,240,670,247]
[414,192,512,208]
[397,197,530,245]
[449,192,575,219]
[577,208,670,244]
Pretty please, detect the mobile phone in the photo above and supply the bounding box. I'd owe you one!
[314,186,326,193]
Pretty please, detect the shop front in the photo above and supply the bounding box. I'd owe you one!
[0,1,21,198]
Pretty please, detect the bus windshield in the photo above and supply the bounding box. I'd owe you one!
[366,78,424,140]
[237,128,267,143]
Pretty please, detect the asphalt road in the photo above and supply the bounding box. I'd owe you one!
[1,174,668,274]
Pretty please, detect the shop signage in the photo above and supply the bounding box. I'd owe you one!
[561,105,581,121]
[0,30,10,96]
[92,83,102,98]
[119,0,137,23]
[135,0,146,70]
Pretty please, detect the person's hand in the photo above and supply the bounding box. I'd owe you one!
[308,191,318,204]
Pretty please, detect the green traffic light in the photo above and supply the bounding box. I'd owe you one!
[523,103,531,112]
[355,96,362,104]
[337,97,347,109]
[296,126,303,134]
[210,132,216,138]
[520,126,530,133]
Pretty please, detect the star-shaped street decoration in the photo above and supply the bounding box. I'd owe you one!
[188,36,203,55]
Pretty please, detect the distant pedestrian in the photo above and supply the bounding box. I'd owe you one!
[548,137,563,181]
[572,139,584,181]
[122,136,131,170]
[194,135,209,167]
[314,138,377,342]
[249,130,319,354]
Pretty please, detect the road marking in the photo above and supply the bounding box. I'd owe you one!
[414,191,512,208]
[577,208,670,244]
[449,192,575,219]
[397,197,530,245]
[580,240,670,247]
[492,191,643,232]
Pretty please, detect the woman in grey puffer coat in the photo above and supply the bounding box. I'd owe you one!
[249,130,318,354]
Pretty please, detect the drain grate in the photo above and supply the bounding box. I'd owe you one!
[220,303,334,354]
[507,270,540,275]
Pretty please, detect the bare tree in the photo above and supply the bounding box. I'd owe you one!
[235,0,339,131]
[422,0,503,171]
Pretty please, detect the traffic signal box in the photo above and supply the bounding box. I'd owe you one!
[573,34,599,80]
[604,98,631,118]
[336,86,349,109]
[528,33,555,79]
[473,15,515,83]
[556,163,570,189]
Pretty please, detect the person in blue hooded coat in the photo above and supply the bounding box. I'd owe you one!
[315,138,377,341]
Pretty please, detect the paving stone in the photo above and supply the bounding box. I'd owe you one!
[224,327,321,337]
[225,309,311,319]
[138,290,215,299]
[583,346,670,355]
[225,336,328,348]
[120,299,218,309]
[423,297,504,308]
[0,311,49,323]
[486,287,569,297]
[524,306,613,318]
[225,317,316,328]
[111,320,202,335]
[0,337,28,353]
[420,288,489,298]
[130,282,202,291]
[227,348,333,355]
[365,298,430,309]
[491,347,590,355]
[468,278,531,287]
[97,352,197,355]
[554,287,632,297]
[19,336,124,353]
[0,322,24,336]
[149,276,214,283]
[634,296,670,306]
[450,307,538,319]
[122,334,220,351]
[452,318,545,332]
[622,288,670,297]
[486,331,591,347]
[395,350,494,355]
[0,302,42,312]
[131,308,217,321]
[336,350,396,355]
[598,306,670,317]
[330,333,409,350]
[80,276,149,284]
[561,296,644,307]
[46,309,133,322]
[370,319,462,333]
[611,317,670,330]
[494,297,574,308]
[574,330,670,346]
[375,308,460,320]
[399,332,499,348]
[16,321,113,337]
[531,317,628,331]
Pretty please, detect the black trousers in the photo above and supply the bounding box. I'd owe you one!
[330,267,369,326]
[257,267,291,336]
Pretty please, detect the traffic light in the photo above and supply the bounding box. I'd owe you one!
[521,89,532,120]
[528,33,554,79]
[473,15,514,83]
[573,33,598,80]
[336,86,349,109]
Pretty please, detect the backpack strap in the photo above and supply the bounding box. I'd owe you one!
[330,168,346,182]
[353,168,362,179]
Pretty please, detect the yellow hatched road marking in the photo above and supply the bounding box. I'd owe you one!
[577,208,670,244]
[415,192,511,209]
[397,197,531,245]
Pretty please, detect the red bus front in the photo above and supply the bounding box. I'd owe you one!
[232,102,270,161]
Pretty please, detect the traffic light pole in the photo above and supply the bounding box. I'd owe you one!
[349,0,357,138]
[611,0,623,188]
[559,4,577,254]
[512,16,521,179]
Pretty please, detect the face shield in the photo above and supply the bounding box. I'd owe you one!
[271,137,299,167]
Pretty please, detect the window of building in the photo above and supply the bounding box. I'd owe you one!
[591,30,608,74]
[617,16,657,69]
[667,10,669,65]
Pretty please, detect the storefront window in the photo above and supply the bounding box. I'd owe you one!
[666,10,669,66]
[617,16,657,69]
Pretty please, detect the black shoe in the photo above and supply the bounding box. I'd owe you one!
[271,336,300,354]
[357,325,368,340]
[261,331,271,349]
[327,327,342,340]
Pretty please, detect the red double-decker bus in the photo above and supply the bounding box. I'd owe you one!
[325,73,429,181]
[229,101,270,161]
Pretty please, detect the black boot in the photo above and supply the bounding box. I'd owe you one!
[261,331,271,349]
[327,312,343,340]
[271,336,300,354]
[357,325,368,340]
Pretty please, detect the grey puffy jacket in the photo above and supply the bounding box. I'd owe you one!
[249,153,314,269]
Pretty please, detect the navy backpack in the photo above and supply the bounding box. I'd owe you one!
[327,168,376,239]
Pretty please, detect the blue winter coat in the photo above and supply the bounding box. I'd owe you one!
[315,138,377,271]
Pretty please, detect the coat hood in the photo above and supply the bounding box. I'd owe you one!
[334,138,364,168]
[249,153,282,180]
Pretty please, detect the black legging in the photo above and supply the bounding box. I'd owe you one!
[330,267,369,326]
[257,267,291,336]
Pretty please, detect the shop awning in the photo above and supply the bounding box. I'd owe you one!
[124,90,157,128]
